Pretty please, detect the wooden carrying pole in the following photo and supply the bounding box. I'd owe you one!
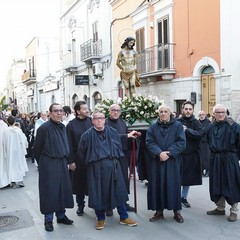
[128,138,137,213]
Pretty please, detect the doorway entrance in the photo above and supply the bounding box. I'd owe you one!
[201,66,216,115]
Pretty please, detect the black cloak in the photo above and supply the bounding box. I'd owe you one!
[178,115,203,186]
[78,126,128,210]
[33,119,74,214]
[66,117,93,195]
[146,117,186,211]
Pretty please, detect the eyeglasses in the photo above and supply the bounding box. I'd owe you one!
[52,109,63,113]
[93,117,105,120]
[214,112,225,115]
[111,109,121,112]
[159,111,169,114]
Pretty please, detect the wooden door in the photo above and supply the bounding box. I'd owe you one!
[201,74,216,115]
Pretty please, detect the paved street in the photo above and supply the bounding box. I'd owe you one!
[0,159,240,240]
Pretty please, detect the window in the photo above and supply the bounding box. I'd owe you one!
[92,21,98,42]
[158,16,169,68]
[136,28,145,73]
[136,28,145,53]
[158,17,168,44]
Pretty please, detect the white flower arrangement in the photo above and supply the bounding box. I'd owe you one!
[94,94,163,125]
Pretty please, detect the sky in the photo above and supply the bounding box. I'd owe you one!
[0,0,60,88]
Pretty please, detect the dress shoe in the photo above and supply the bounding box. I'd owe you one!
[149,211,164,222]
[57,215,73,225]
[125,203,135,212]
[106,209,113,217]
[18,181,25,187]
[173,213,184,223]
[44,221,54,232]
[76,207,84,216]
[11,182,17,189]
[207,208,225,215]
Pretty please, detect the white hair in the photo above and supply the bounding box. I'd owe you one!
[213,104,227,113]
[158,105,172,113]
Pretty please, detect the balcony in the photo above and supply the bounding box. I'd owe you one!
[62,52,79,72]
[137,43,176,80]
[21,70,37,85]
[80,39,102,63]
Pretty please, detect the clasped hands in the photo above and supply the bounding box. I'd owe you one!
[160,151,170,161]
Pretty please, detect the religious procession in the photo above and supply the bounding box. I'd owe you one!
[1,2,240,238]
[1,37,240,234]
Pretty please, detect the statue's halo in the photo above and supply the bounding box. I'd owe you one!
[118,28,135,44]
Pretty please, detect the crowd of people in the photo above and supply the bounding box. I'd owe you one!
[0,100,240,232]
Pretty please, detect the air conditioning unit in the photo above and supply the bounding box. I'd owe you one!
[92,63,102,76]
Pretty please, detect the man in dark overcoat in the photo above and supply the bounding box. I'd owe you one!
[33,103,74,232]
[66,101,92,216]
[198,110,211,177]
[105,103,140,214]
[206,104,240,222]
[146,105,186,223]
[177,101,203,208]
[78,111,137,230]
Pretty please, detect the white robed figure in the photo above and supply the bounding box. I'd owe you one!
[2,116,28,187]
[0,118,8,188]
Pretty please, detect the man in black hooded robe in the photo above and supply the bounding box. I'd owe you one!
[66,101,92,216]
[177,100,203,208]
[206,104,240,222]
[78,111,137,230]
[33,103,74,232]
[105,103,140,213]
[146,105,186,223]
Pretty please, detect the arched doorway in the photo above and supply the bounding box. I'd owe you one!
[83,95,88,103]
[51,95,55,104]
[201,66,216,115]
[72,94,78,108]
[93,92,102,108]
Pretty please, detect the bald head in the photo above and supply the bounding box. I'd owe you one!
[109,104,121,120]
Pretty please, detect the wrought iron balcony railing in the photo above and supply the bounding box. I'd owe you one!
[80,39,102,62]
[137,43,176,79]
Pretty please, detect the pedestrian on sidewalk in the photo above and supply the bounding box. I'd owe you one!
[33,103,74,232]
[78,110,137,230]
[146,105,186,223]
[206,104,240,222]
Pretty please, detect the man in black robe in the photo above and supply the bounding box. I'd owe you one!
[146,105,186,223]
[198,110,211,177]
[105,103,140,214]
[178,101,203,208]
[78,111,137,230]
[33,103,74,232]
[206,104,240,222]
[66,101,92,216]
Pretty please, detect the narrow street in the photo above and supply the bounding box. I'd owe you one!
[0,159,239,240]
